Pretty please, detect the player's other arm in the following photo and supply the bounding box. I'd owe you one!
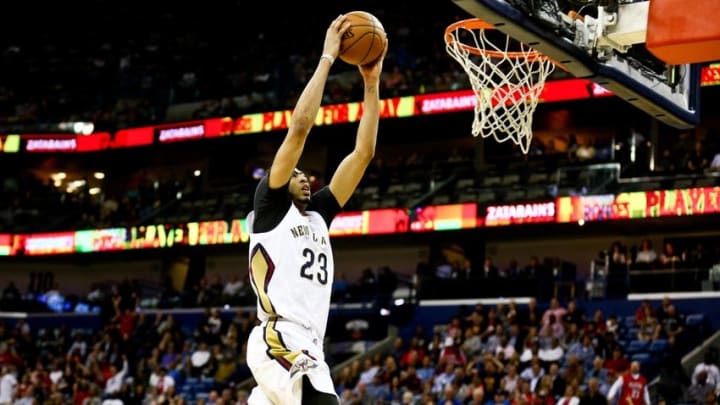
[329,38,388,207]
[268,15,350,189]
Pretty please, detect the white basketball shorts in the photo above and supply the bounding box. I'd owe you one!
[246,317,336,405]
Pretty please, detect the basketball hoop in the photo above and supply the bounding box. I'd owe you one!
[445,19,557,154]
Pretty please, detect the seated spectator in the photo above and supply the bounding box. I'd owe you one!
[489,389,512,405]
[416,356,435,384]
[578,377,608,405]
[634,300,656,327]
[540,315,565,340]
[562,300,585,328]
[468,385,485,405]
[604,347,630,376]
[496,334,517,361]
[357,358,380,387]
[432,363,456,395]
[520,359,545,393]
[563,355,585,388]
[462,327,483,357]
[548,362,567,398]
[364,374,390,403]
[148,367,174,395]
[222,275,245,297]
[400,337,427,368]
[637,315,660,342]
[710,150,720,171]
[605,314,622,338]
[686,370,715,405]
[608,241,628,273]
[566,335,595,371]
[539,338,565,364]
[692,351,720,389]
[685,140,710,173]
[585,357,609,395]
[542,299,568,328]
[501,364,521,394]
[557,385,581,405]
[659,242,683,269]
[634,239,658,269]
[658,305,685,339]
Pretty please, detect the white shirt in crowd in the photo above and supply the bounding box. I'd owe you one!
[149,373,175,393]
[539,346,565,363]
[0,372,17,404]
[557,396,580,405]
[105,360,129,395]
[710,153,720,170]
[692,361,720,389]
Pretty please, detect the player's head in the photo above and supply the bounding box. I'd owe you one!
[289,168,311,206]
[630,361,641,375]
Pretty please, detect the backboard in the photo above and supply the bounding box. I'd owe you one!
[450,0,702,129]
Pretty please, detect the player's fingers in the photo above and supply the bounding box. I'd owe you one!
[332,14,346,31]
[338,21,352,35]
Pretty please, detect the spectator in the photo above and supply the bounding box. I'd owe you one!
[432,363,456,395]
[692,351,720,389]
[604,347,630,376]
[659,242,682,269]
[539,338,565,364]
[557,385,581,405]
[149,367,174,395]
[685,140,710,173]
[634,300,655,327]
[585,357,609,395]
[658,305,685,339]
[579,377,608,405]
[481,258,500,280]
[542,299,568,328]
[0,365,17,405]
[567,334,595,371]
[710,150,720,171]
[686,370,716,405]
[103,355,128,398]
[634,240,658,269]
[547,362,567,398]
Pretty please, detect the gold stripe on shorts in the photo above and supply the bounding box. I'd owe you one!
[263,318,311,371]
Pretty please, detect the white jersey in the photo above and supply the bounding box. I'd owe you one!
[248,203,334,339]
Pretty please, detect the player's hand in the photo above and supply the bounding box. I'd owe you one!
[359,36,387,85]
[323,14,350,61]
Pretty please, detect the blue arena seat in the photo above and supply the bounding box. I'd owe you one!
[685,313,705,327]
[649,339,669,353]
[632,352,651,365]
[627,340,650,354]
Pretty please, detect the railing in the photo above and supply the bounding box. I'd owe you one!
[629,267,711,293]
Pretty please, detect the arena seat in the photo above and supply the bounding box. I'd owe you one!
[627,339,650,354]
[649,339,669,353]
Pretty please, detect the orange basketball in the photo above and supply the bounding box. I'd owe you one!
[339,11,387,66]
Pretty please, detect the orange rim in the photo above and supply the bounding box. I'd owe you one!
[445,18,550,62]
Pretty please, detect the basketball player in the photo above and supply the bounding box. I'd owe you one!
[245,14,386,405]
[607,361,651,405]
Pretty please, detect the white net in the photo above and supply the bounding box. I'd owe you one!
[445,20,556,154]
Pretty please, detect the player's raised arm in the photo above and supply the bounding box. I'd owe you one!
[268,14,350,189]
[329,39,387,206]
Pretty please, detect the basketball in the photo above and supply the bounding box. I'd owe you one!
[339,11,387,66]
